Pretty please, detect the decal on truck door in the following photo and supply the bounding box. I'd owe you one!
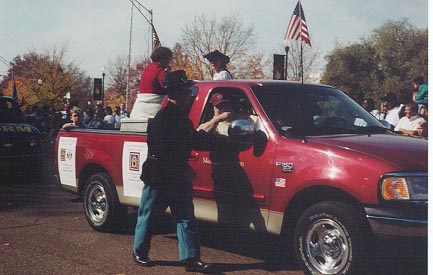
[122,142,148,197]
[58,137,77,187]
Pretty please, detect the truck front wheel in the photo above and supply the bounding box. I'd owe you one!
[83,173,126,232]
[294,201,370,275]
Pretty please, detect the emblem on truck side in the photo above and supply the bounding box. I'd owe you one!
[129,152,140,171]
[276,162,294,173]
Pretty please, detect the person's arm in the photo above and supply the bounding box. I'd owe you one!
[62,123,78,130]
[398,129,418,136]
[153,69,169,95]
[197,112,231,132]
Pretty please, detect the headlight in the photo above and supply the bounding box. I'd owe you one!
[380,172,428,201]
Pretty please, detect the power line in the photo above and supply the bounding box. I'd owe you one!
[128,0,152,25]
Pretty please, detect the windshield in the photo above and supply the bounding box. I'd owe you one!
[0,97,26,123]
[251,84,390,136]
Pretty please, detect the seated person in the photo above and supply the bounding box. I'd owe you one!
[62,107,84,130]
[197,92,265,231]
[197,92,233,135]
[417,120,428,139]
[381,92,404,128]
[87,110,105,129]
[394,102,426,136]
[103,106,115,128]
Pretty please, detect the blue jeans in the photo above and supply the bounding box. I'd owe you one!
[133,183,201,261]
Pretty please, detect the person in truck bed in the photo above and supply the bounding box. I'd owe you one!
[62,107,84,130]
[130,46,173,118]
[133,70,219,273]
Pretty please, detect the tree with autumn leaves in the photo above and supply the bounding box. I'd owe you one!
[0,45,92,114]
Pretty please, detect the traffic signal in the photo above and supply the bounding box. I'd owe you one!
[93,78,102,100]
[273,54,285,80]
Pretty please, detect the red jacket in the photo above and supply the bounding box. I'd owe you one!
[138,62,168,95]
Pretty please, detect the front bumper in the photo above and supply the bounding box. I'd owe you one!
[365,205,427,237]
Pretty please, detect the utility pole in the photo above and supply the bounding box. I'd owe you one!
[126,0,154,112]
[125,2,134,111]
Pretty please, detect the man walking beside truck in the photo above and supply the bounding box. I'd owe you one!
[133,70,216,273]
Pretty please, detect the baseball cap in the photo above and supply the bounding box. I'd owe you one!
[210,93,231,107]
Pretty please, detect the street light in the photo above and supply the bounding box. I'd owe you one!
[285,46,290,80]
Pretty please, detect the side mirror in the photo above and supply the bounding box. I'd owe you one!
[228,119,255,137]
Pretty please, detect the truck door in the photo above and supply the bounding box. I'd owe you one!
[189,87,274,231]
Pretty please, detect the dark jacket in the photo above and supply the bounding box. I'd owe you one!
[141,101,218,185]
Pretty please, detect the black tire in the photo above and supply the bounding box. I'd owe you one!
[83,173,126,232]
[294,201,370,275]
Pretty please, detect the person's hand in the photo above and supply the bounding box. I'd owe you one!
[216,111,232,122]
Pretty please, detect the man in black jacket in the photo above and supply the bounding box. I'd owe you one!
[133,70,214,273]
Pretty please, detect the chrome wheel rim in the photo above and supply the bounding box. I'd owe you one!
[305,218,350,274]
[86,183,108,225]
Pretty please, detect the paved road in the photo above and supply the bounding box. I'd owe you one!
[0,158,427,275]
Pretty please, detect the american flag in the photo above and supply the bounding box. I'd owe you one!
[284,1,311,46]
[275,177,286,188]
[152,24,161,49]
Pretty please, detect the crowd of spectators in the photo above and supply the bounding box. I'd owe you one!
[62,101,129,130]
[362,76,428,139]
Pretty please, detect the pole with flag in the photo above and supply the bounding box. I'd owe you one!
[151,24,161,50]
[284,0,311,83]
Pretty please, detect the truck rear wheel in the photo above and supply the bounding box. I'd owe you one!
[294,201,370,275]
[83,173,126,232]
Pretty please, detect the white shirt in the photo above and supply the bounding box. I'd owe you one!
[370,110,385,120]
[104,114,115,127]
[394,115,426,131]
[384,104,404,126]
[213,70,232,80]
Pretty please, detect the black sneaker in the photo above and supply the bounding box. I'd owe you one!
[185,258,213,273]
[133,254,153,267]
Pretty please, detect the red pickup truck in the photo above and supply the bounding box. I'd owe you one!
[56,80,427,275]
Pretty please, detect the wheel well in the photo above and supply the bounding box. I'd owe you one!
[77,164,109,197]
[281,186,366,237]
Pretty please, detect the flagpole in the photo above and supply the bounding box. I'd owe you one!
[299,0,304,84]
[301,43,304,84]
[150,10,154,52]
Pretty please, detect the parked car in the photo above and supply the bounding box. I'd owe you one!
[0,95,44,182]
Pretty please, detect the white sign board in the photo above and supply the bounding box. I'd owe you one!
[122,142,148,197]
[58,137,77,187]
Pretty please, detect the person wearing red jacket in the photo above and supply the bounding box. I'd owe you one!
[130,47,173,118]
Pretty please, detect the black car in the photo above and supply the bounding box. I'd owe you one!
[0,96,44,182]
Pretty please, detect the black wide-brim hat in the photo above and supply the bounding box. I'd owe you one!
[203,50,230,64]
[163,70,196,89]
[163,70,196,99]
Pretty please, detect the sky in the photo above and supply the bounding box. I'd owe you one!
[0,0,429,79]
